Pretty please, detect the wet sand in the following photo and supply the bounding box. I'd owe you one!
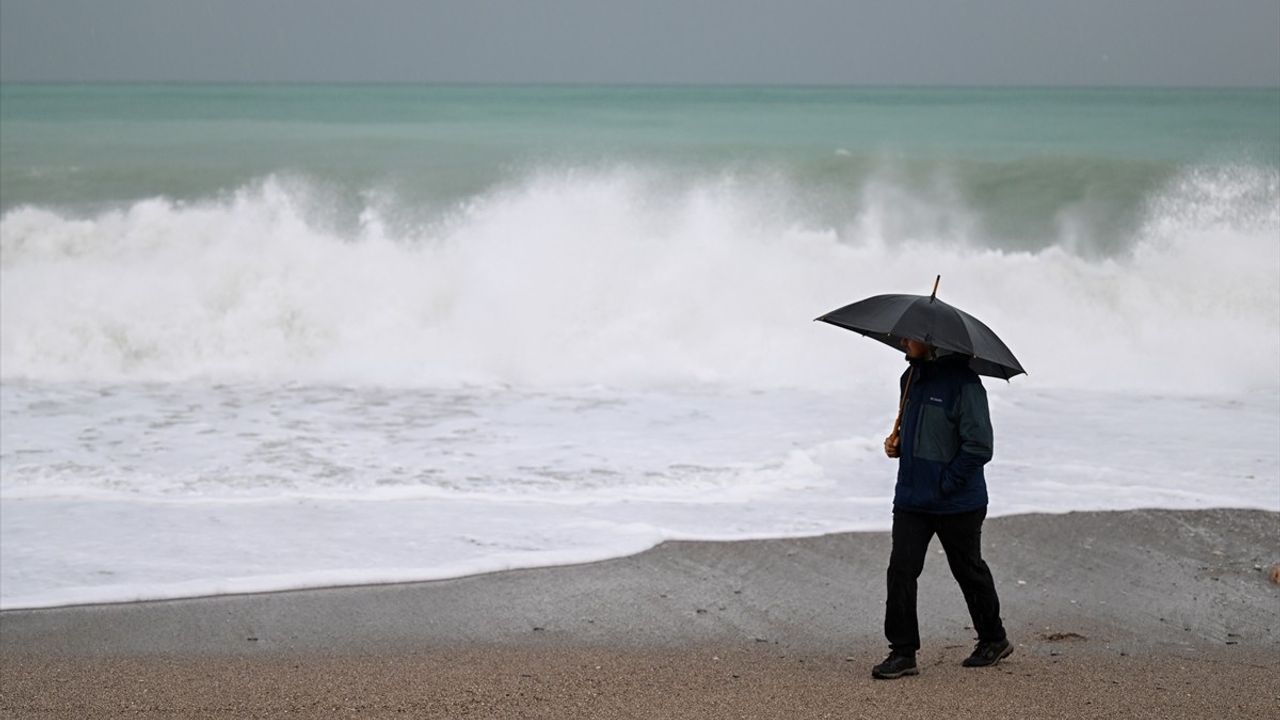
[3,508,1278,718]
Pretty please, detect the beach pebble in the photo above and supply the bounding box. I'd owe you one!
[1269,564,1280,584]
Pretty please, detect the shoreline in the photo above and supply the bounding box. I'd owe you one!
[3,508,1276,655]
[3,503,1275,614]
[3,508,1278,719]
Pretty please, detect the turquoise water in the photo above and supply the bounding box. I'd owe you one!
[2,85,1277,251]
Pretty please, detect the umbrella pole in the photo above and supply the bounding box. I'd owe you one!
[929,275,940,302]
[889,365,915,452]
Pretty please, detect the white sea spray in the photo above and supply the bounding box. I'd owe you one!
[3,164,1276,393]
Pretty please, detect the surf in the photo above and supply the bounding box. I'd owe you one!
[1,163,1276,394]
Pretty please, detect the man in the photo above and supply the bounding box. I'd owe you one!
[871,336,1011,680]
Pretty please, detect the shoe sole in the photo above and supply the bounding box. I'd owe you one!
[963,644,1015,668]
[871,666,920,680]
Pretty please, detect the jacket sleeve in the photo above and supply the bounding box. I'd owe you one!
[941,381,994,494]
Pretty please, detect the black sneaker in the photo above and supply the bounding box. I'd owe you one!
[962,638,1014,667]
[871,652,919,679]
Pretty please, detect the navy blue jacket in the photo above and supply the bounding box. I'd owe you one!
[894,354,993,514]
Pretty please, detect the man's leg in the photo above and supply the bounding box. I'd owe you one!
[936,508,1007,645]
[884,510,935,654]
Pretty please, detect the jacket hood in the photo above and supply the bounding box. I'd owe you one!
[907,351,972,371]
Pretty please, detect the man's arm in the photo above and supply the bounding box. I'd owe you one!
[941,381,993,493]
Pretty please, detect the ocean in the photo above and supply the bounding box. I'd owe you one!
[1,84,1277,609]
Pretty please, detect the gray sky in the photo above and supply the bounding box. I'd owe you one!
[2,0,1278,85]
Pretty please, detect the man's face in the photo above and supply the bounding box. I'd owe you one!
[900,337,933,360]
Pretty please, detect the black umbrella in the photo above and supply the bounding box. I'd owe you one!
[815,276,1026,380]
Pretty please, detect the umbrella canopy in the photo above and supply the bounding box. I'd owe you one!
[815,282,1026,380]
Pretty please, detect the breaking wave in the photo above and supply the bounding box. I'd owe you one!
[2,164,1277,393]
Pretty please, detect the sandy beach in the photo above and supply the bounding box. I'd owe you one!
[3,508,1278,718]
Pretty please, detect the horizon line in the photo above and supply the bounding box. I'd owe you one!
[2,79,1278,91]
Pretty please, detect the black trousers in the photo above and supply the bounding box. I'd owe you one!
[885,507,1006,654]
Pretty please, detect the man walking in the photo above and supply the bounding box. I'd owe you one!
[872,336,1011,680]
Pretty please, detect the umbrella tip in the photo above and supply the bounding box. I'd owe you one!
[930,275,940,302]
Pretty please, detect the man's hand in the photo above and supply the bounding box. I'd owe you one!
[884,434,900,458]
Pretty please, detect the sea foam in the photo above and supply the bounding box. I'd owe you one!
[2,164,1276,393]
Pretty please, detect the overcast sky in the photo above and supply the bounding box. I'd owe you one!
[2,0,1278,85]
